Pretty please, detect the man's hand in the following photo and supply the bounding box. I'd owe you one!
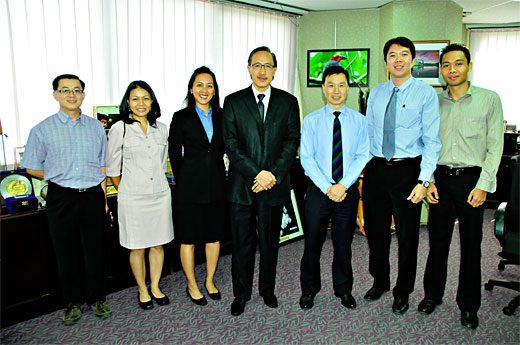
[407,183,427,204]
[252,170,276,193]
[252,181,264,193]
[327,184,347,203]
[426,182,439,204]
[467,188,487,208]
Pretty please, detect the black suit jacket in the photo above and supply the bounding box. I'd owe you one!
[222,86,300,206]
[168,107,226,203]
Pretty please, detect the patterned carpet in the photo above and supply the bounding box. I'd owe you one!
[1,210,519,344]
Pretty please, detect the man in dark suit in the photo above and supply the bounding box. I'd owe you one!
[223,46,300,316]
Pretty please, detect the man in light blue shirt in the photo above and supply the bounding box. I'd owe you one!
[21,74,112,325]
[299,66,370,310]
[363,37,441,315]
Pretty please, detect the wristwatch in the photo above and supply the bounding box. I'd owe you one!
[418,180,430,188]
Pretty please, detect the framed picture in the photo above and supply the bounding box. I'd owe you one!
[307,48,370,87]
[93,105,120,132]
[412,40,450,87]
[13,146,25,169]
[279,189,304,244]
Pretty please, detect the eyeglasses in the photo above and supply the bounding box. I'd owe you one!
[250,63,274,71]
[56,89,84,96]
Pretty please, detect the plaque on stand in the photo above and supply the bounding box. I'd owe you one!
[0,170,38,213]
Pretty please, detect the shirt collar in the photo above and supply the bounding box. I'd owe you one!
[251,85,271,101]
[325,104,347,117]
[388,76,414,93]
[195,105,213,118]
[57,109,85,125]
[443,81,473,101]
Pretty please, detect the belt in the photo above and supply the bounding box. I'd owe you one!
[49,181,100,193]
[436,165,481,176]
[372,156,420,165]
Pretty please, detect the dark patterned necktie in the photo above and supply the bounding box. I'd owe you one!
[332,111,343,183]
[257,94,265,120]
[383,87,399,161]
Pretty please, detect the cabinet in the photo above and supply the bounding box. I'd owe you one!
[0,196,176,327]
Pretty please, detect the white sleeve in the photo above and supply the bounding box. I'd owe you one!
[106,121,124,177]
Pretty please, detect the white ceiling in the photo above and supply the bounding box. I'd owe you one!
[239,0,520,24]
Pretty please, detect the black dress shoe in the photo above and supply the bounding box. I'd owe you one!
[138,294,153,310]
[231,298,247,316]
[364,286,389,301]
[204,281,222,300]
[339,294,357,309]
[461,311,479,329]
[150,289,170,306]
[418,298,441,315]
[392,297,409,315]
[299,294,314,310]
[262,295,278,308]
[186,287,208,306]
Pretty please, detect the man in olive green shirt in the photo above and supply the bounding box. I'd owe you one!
[418,44,504,329]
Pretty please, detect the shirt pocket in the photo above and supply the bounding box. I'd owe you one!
[460,116,485,139]
[80,139,100,164]
[123,137,143,162]
[153,137,167,167]
[344,131,361,159]
[397,108,421,128]
[153,136,167,148]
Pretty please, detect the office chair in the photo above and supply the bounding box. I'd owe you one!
[484,155,519,316]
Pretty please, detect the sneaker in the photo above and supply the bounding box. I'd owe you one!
[91,300,112,319]
[63,303,83,325]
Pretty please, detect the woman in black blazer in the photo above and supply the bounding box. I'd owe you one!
[169,66,226,305]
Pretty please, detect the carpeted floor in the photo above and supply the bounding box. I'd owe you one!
[1,210,519,344]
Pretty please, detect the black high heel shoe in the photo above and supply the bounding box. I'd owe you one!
[149,288,170,306]
[138,293,153,310]
[186,287,208,306]
[204,281,222,300]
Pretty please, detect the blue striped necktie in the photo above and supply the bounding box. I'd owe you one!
[332,111,343,183]
[383,87,399,161]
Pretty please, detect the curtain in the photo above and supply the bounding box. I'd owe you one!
[0,0,298,166]
[470,29,520,127]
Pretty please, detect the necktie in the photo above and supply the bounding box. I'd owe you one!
[382,87,399,161]
[332,111,343,183]
[257,94,265,120]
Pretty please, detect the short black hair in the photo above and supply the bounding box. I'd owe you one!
[322,66,350,85]
[248,46,277,67]
[383,36,416,62]
[119,80,161,127]
[184,66,221,111]
[52,74,85,91]
[440,43,471,64]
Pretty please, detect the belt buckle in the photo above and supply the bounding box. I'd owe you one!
[78,188,87,193]
[446,167,461,176]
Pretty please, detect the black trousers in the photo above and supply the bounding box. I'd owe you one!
[423,167,484,312]
[230,195,283,300]
[300,181,359,297]
[46,182,107,305]
[363,157,422,298]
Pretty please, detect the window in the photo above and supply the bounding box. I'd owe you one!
[0,0,297,165]
[470,29,520,127]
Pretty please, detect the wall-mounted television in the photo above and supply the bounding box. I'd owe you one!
[307,48,370,87]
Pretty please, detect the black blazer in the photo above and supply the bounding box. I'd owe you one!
[222,86,300,206]
[168,107,226,203]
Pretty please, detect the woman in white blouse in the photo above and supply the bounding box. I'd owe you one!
[106,81,174,310]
